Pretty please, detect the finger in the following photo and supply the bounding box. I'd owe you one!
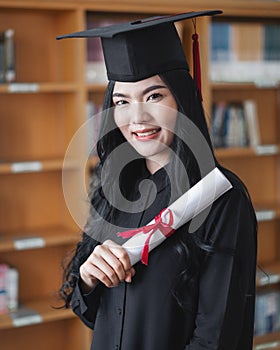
[90,254,121,287]
[103,240,132,271]
[99,250,127,282]
[80,261,113,289]
[94,244,127,282]
[124,267,136,283]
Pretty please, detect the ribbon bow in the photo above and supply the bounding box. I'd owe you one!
[117,208,175,265]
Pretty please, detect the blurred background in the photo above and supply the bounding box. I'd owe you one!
[0,1,280,349]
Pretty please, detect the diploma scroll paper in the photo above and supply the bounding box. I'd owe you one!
[119,167,233,266]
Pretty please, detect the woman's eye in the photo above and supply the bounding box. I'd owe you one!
[147,93,162,102]
[114,100,128,106]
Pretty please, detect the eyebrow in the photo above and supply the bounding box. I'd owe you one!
[112,84,167,98]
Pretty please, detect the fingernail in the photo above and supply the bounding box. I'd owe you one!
[126,275,132,283]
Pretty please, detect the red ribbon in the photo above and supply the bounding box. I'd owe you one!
[117,208,175,265]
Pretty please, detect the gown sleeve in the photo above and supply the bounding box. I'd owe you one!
[185,187,257,350]
[71,277,104,330]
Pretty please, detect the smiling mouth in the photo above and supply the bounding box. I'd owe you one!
[132,128,161,138]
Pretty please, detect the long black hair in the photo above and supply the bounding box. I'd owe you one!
[60,69,223,307]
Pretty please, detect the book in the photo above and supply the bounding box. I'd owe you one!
[6,267,19,311]
[0,29,16,84]
[0,263,19,314]
[0,264,8,314]
[255,208,276,222]
[264,24,280,61]
[0,32,5,83]
[4,29,16,83]
[211,102,227,148]
[211,100,260,149]
[9,306,42,327]
[224,104,248,148]
[86,101,102,157]
[243,100,261,147]
[210,22,231,62]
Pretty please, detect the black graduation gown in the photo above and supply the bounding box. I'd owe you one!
[71,165,257,350]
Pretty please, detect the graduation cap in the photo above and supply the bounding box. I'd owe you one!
[57,10,222,86]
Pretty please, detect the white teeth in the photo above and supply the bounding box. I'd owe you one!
[135,129,158,137]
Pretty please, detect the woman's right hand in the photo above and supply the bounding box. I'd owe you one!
[79,239,135,292]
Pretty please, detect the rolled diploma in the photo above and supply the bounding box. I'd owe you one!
[121,167,233,266]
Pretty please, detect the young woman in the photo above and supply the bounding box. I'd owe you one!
[58,11,257,350]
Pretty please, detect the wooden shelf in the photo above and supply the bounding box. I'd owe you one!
[211,11,280,349]
[0,82,79,94]
[212,82,280,91]
[216,147,256,159]
[0,1,77,10]
[0,4,87,348]
[254,331,280,348]
[0,159,63,174]
[0,297,74,330]
[257,262,280,288]
[87,83,107,93]
[0,227,79,253]
[215,145,280,160]
[254,202,280,221]
[0,158,82,174]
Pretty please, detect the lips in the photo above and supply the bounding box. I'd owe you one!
[132,127,161,140]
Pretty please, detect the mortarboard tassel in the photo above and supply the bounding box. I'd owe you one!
[192,20,203,101]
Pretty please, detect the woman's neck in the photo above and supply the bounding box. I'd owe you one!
[146,153,170,174]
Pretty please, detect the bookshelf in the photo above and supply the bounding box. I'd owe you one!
[210,13,280,349]
[0,2,91,350]
[0,1,279,350]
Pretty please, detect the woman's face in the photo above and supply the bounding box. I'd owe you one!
[113,75,178,173]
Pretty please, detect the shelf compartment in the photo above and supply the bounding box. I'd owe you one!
[258,220,280,265]
[212,87,279,146]
[0,8,83,83]
[0,171,77,232]
[0,92,81,161]
[217,155,279,204]
[1,245,77,302]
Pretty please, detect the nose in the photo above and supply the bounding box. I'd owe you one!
[130,102,152,124]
